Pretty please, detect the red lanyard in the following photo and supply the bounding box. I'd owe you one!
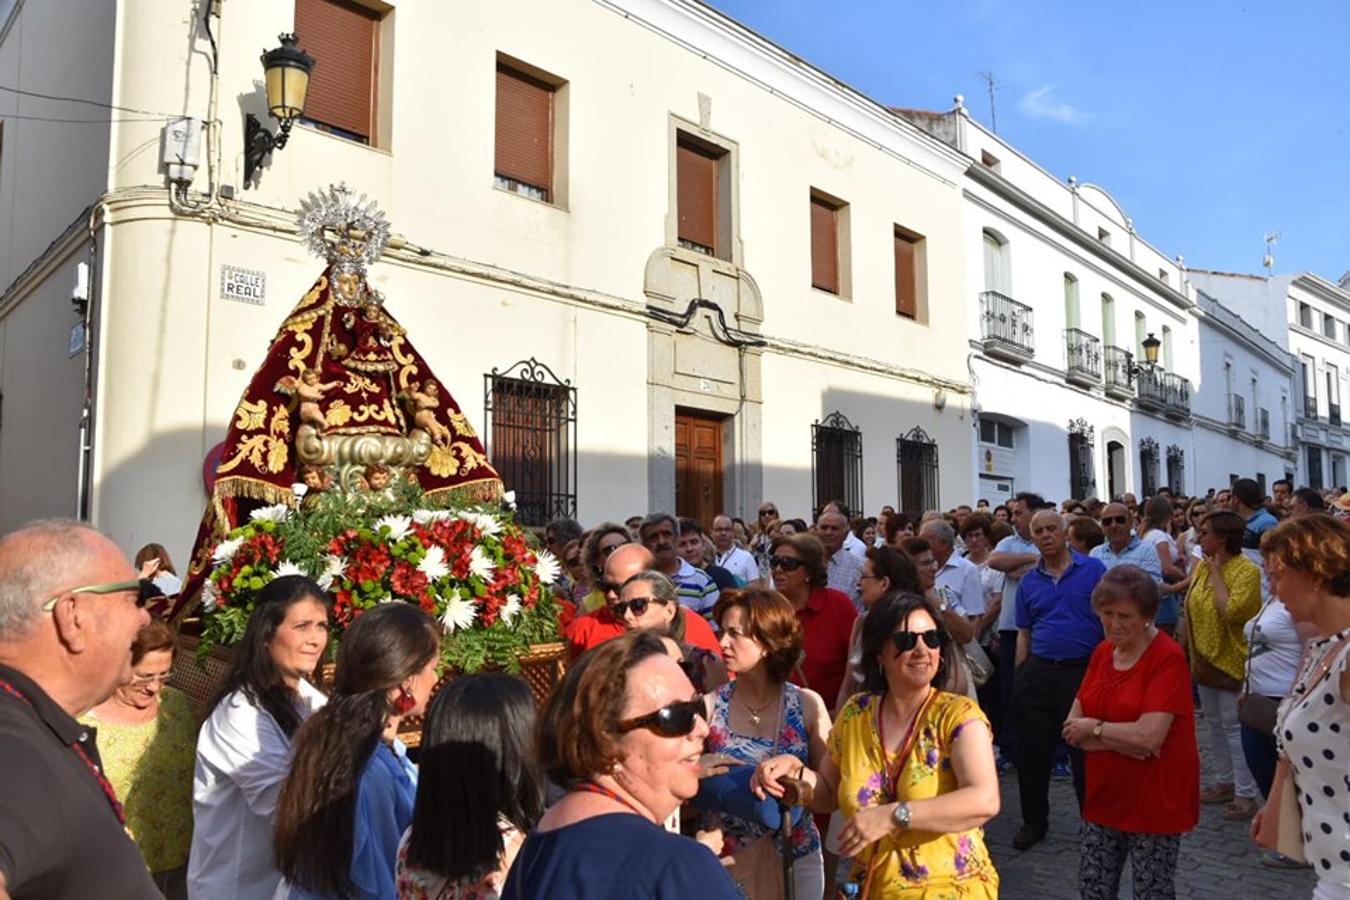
[576,781,649,819]
[0,678,127,825]
[876,689,932,799]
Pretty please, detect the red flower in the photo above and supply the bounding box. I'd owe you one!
[390,561,428,599]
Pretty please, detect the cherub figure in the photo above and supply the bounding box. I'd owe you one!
[278,368,342,431]
[357,463,394,493]
[407,380,453,446]
[298,464,333,493]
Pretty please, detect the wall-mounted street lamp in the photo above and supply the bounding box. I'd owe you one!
[244,33,315,185]
[1129,332,1162,377]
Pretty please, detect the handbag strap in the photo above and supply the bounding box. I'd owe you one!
[860,689,937,900]
[1243,599,1274,695]
[1279,632,1350,733]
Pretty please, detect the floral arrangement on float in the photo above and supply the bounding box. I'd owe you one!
[200,482,562,673]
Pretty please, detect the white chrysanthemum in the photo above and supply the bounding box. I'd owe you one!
[375,514,413,542]
[211,537,243,565]
[532,549,561,586]
[500,594,523,626]
[468,545,496,581]
[317,554,345,591]
[439,592,477,633]
[412,508,452,525]
[274,560,305,579]
[418,544,450,581]
[201,580,219,612]
[249,503,291,524]
[453,510,502,537]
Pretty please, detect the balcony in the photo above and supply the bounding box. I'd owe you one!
[979,291,1035,363]
[1227,394,1246,432]
[1104,346,1134,400]
[1258,407,1270,442]
[1164,373,1192,419]
[1333,403,1343,427]
[1304,396,1318,419]
[1064,328,1101,387]
[1137,368,1191,418]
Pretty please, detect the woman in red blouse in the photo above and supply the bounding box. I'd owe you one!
[768,533,857,707]
[1062,565,1199,900]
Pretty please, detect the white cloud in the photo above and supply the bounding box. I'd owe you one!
[1018,84,1090,126]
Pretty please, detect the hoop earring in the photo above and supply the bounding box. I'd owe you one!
[392,686,416,715]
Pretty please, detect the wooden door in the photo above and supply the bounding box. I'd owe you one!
[675,411,724,529]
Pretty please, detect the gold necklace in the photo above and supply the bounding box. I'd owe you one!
[736,684,777,726]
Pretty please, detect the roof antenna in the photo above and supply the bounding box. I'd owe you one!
[1262,231,1280,274]
[977,71,998,134]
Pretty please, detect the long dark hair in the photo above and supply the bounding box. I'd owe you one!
[860,592,959,694]
[209,574,328,739]
[405,674,544,884]
[274,603,440,897]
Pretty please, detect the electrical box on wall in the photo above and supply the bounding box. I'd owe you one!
[162,116,203,186]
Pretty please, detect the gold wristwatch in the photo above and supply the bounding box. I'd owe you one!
[1091,720,1104,738]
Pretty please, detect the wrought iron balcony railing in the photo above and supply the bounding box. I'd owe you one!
[979,291,1035,361]
[1258,407,1270,441]
[1228,394,1246,431]
[1332,402,1342,427]
[1163,373,1191,418]
[1064,328,1101,386]
[1104,346,1134,398]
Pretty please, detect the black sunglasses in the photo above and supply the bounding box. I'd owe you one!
[769,555,805,572]
[759,508,778,517]
[891,629,943,653]
[617,696,706,737]
[610,596,667,618]
[1101,515,1129,526]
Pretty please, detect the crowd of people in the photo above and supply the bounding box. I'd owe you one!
[0,476,1347,899]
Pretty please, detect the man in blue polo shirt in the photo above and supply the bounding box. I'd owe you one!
[1090,502,1163,581]
[1231,477,1277,550]
[1012,509,1105,850]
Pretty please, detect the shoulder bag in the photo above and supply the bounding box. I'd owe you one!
[1236,602,1279,735]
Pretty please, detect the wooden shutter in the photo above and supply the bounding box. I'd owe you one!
[676,140,718,254]
[495,65,553,197]
[811,197,839,293]
[294,0,377,141]
[894,231,918,318]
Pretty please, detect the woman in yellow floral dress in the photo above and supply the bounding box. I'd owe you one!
[81,619,197,900]
[754,593,1000,898]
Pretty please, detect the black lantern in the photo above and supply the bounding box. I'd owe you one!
[1140,332,1161,367]
[244,33,316,184]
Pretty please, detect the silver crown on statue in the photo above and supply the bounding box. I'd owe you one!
[296,183,392,293]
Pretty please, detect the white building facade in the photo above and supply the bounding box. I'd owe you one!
[901,103,1200,504]
[0,0,978,563]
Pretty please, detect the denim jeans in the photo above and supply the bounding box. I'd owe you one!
[1239,718,1278,798]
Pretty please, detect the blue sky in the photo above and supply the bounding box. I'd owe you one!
[705,0,1349,282]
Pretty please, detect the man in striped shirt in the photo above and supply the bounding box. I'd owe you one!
[639,512,719,619]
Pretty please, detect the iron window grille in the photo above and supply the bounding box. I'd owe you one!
[812,411,863,518]
[483,358,577,527]
[1139,437,1160,498]
[1166,444,1185,495]
[1068,418,1095,500]
[896,426,939,515]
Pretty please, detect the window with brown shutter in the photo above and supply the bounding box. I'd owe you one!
[676,138,719,256]
[895,229,919,318]
[294,0,378,143]
[495,64,554,202]
[811,196,839,294]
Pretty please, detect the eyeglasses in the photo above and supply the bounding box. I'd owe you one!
[759,508,778,518]
[599,542,625,558]
[565,556,582,567]
[610,596,667,618]
[859,573,885,582]
[42,578,155,612]
[129,672,174,686]
[617,696,706,737]
[769,555,805,572]
[891,629,943,653]
[1101,516,1129,526]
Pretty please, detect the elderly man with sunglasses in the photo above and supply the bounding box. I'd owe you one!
[1089,503,1164,584]
[563,544,721,660]
[0,519,158,900]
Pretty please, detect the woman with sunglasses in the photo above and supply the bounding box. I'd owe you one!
[81,617,196,899]
[578,524,633,613]
[754,593,1000,898]
[769,533,858,712]
[275,602,441,899]
[617,571,727,692]
[501,631,740,899]
[189,575,331,900]
[702,587,830,898]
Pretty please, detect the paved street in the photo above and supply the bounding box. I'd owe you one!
[984,713,1317,898]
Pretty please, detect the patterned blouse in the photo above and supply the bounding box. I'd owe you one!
[704,681,820,859]
[395,817,523,900]
[79,686,197,872]
[829,690,998,898]
[1184,555,1261,682]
